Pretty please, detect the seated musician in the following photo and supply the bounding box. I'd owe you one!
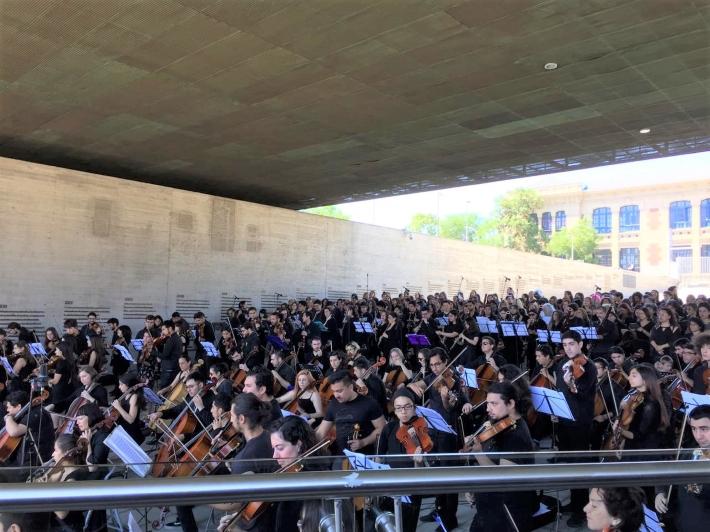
[242,367,282,425]
[609,347,632,385]
[532,344,558,385]
[467,336,506,371]
[76,402,111,471]
[45,433,91,532]
[591,358,624,450]
[690,332,710,394]
[2,389,54,468]
[76,366,108,407]
[276,370,323,425]
[215,393,275,531]
[376,388,435,530]
[157,354,192,397]
[111,374,146,445]
[655,404,710,529]
[267,416,353,532]
[383,347,413,391]
[324,350,346,378]
[149,371,214,441]
[237,323,261,370]
[316,370,385,456]
[209,362,234,399]
[353,356,387,413]
[467,381,537,532]
[584,487,645,531]
[269,351,296,394]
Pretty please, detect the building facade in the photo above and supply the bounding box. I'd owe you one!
[533,179,710,284]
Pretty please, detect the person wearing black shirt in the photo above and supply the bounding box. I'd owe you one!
[608,347,633,390]
[76,366,109,407]
[690,333,710,394]
[467,335,507,371]
[3,390,54,468]
[376,388,435,530]
[352,356,387,414]
[591,359,625,450]
[316,370,385,456]
[270,351,295,395]
[135,314,160,340]
[47,341,76,413]
[193,311,216,362]
[158,322,182,389]
[436,310,463,352]
[209,362,234,399]
[238,323,262,370]
[242,368,283,426]
[62,319,88,360]
[467,381,537,532]
[216,393,275,532]
[149,371,214,442]
[554,330,597,527]
[6,321,34,343]
[655,404,710,531]
[412,308,440,348]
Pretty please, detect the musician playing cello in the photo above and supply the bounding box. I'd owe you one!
[466,381,537,532]
[149,371,213,442]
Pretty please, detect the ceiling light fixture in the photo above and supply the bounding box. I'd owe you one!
[639,128,651,134]
[544,62,558,70]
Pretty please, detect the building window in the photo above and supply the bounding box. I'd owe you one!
[619,205,640,232]
[702,245,710,273]
[619,247,640,272]
[593,249,612,267]
[671,247,693,274]
[529,213,538,227]
[555,210,566,231]
[592,207,612,234]
[541,212,552,236]
[700,198,710,227]
[669,200,692,229]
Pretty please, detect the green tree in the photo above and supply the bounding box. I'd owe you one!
[302,205,351,220]
[408,213,439,236]
[546,218,600,263]
[474,217,504,247]
[492,189,543,252]
[440,213,483,241]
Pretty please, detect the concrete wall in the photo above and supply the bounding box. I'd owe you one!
[0,157,675,334]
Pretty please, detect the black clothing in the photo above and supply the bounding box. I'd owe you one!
[267,398,283,426]
[50,358,75,413]
[467,353,507,371]
[471,419,537,532]
[624,393,664,452]
[14,406,54,467]
[136,326,160,339]
[275,363,296,390]
[650,325,682,359]
[213,378,233,399]
[117,396,144,445]
[87,427,111,466]
[324,393,383,455]
[194,321,216,358]
[363,374,388,414]
[691,363,708,395]
[591,319,619,356]
[591,376,625,450]
[161,392,214,441]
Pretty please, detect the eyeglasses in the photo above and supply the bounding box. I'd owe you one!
[393,404,414,412]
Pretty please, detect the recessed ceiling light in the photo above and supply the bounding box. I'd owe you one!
[639,128,651,134]
[544,62,558,70]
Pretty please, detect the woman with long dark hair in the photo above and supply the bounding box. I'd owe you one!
[584,487,644,531]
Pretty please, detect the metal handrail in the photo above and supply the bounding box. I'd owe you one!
[1,460,708,512]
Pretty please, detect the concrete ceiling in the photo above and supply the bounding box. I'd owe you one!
[1,0,709,209]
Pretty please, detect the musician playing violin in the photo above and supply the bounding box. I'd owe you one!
[3,390,54,468]
[655,404,710,530]
[111,375,146,445]
[158,321,182,389]
[353,356,387,412]
[690,332,710,394]
[209,362,234,399]
[277,370,323,425]
[591,359,624,450]
[554,330,597,527]
[243,368,283,426]
[270,351,295,394]
[193,311,215,362]
[467,381,537,532]
[376,388,434,530]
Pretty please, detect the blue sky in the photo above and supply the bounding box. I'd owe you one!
[331,151,710,229]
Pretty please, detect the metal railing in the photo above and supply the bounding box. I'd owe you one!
[2,460,709,512]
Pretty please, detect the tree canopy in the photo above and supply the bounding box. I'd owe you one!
[302,205,351,220]
[546,217,600,263]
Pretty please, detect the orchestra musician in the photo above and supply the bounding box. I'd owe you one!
[690,333,710,394]
[9,341,38,393]
[655,404,710,530]
[43,327,60,356]
[110,375,146,445]
[46,341,76,414]
[193,311,216,362]
[149,372,214,442]
[324,350,347,378]
[242,368,283,425]
[555,330,597,528]
[62,319,88,362]
[75,366,108,407]
[316,370,385,456]
[270,351,295,393]
[591,359,624,450]
[467,336,506,371]
[276,369,324,425]
[353,356,387,412]
[158,321,182,389]
[157,353,193,398]
[2,390,54,469]
[215,393,275,532]
[209,363,234,399]
[6,322,34,343]
[466,381,537,532]
[376,388,434,530]
[583,487,645,531]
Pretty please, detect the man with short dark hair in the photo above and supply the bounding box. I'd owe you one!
[316,370,385,456]
[3,390,54,467]
[193,311,215,361]
[5,322,33,343]
[62,318,87,355]
[158,322,181,389]
[243,368,282,425]
[149,371,213,441]
[136,314,159,340]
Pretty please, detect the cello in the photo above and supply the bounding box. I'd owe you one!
[0,388,50,463]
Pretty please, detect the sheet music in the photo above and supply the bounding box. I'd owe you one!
[457,367,478,389]
[529,386,575,421]
[143,387,164,406]
[29,342,47,356]
[0,356,15,376]
[130,339,143,351]
[536,329,550,342]
[415,406,457,435]
[200,341,220,357]
[343,450,411,504]
[104,425,151,478]
[112,344,135,363]
[640,504,663,532]
[681,390,710,413]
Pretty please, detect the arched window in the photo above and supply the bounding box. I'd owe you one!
[669,200,692,229]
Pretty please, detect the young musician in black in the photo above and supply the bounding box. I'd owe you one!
[316,370,385,456]
[159,321,182,389]
[148,371,213,442]
[2,389,54,468]
[242,367,283,425]
[555,330,597,527]
[591,358,624,450]
[467,381,537,532]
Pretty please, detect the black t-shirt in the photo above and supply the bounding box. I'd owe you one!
[324,393,383,455]
[230,431,274,475]
[554,356,597,428]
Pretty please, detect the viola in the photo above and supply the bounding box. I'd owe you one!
[609,368,629,389]
[396,416,433,454]
[461,417,515,452]
[356,357,386,395]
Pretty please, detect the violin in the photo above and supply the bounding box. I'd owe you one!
[563,355,588,393]
[603,389,644,451]
[704,363,710,394]
[461,417,515,452]
[355,357,386,395]
[96,382,146,431]
[396,416,433,455]
[609,368,629,389]
[27,442,87,483]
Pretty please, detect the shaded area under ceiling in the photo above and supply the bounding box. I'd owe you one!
[0,0,709,209]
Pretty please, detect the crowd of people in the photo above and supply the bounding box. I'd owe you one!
[0,284,708,532]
